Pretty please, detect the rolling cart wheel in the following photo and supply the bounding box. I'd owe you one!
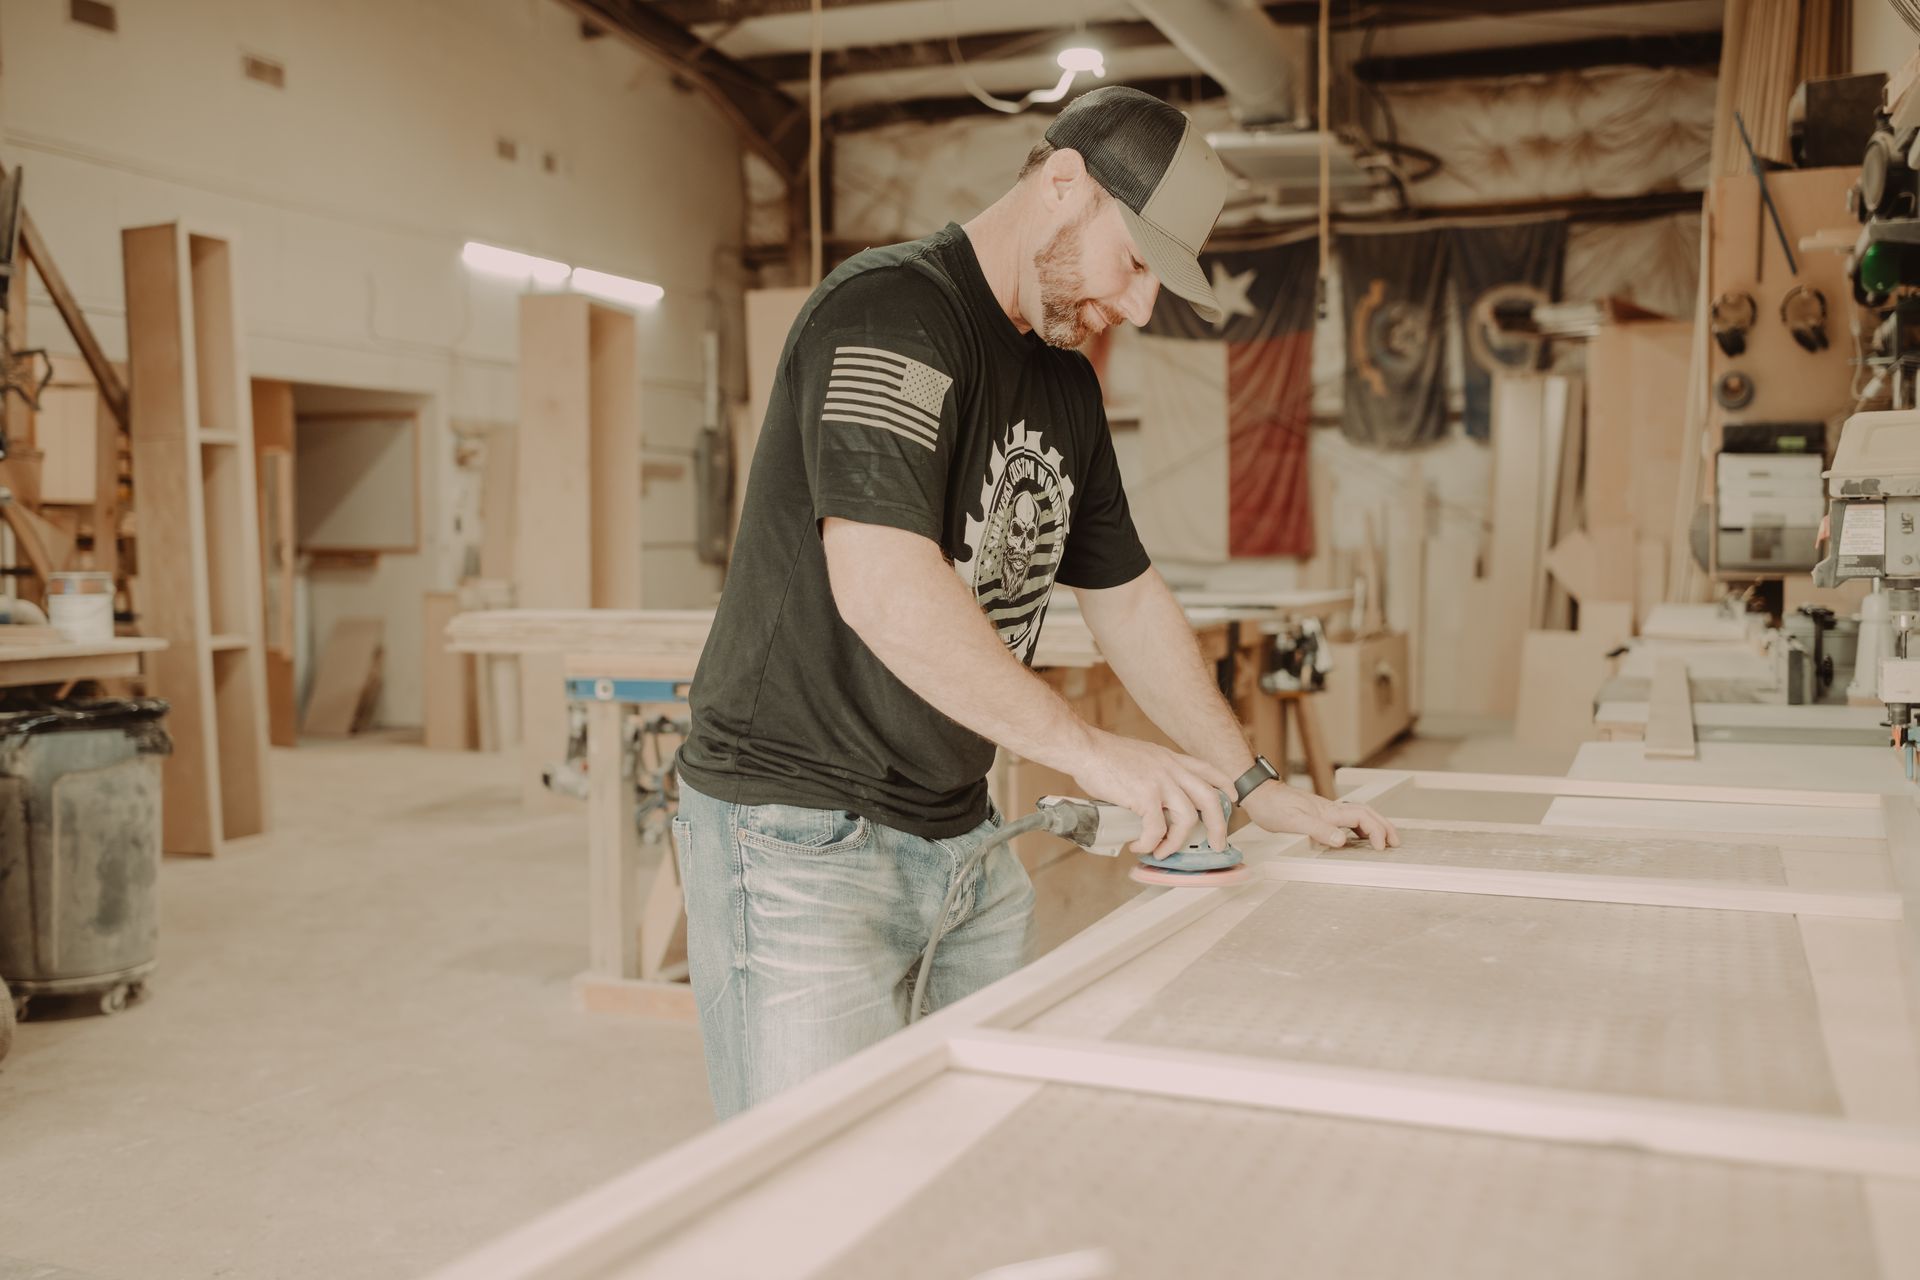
[99,984,129,1015]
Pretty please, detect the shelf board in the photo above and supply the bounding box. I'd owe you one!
[207,634,251,653]
[199,430,240,447]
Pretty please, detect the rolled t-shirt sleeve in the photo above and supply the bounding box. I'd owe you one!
[1057,402,1152,590]
[788,270,965,542]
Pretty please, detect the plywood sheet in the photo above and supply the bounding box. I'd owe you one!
[822,1085,1876,1280]
[1514,629,1615,754]
[1106,885,1843,1113]
[422,591,475,751]
[303,617,384,737]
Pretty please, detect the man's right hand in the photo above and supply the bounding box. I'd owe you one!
[1065,727,1234,859]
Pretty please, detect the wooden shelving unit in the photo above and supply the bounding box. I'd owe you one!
[513,293,642,807]
[122,223,272,855]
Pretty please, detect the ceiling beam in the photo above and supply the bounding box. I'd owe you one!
[767,20,1162,84]
[827,75,1226,133]
[668,0,1639,21]
[746,19,1170,85]
[559,0,810,177]
[1355,30,1722,82]
[736,0,1699,85]
[658,0,908,19]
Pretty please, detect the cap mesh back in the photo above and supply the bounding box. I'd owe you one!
[1043,86,1186,213]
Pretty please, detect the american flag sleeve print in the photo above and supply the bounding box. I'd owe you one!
[820,345,954,452]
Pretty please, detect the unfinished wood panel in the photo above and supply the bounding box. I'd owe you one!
[588,305,642,609]
[517,294,594,609]
[303,618,384,737]
[513,295,646,804]
[1646,658,1699,759]
[200,444,252,638]
[189,236,272,832]
[427,773,1920,1280]
[36,355,99,505]
[1320,633,1412,765]
[1706,169,1860,430]
[478,426,516,581]
[211,648,266,838]
[251,379,297,666]
[422,591,476,751]
[1453,376,1561,716]
[187,235,239,435]
[265,648,297,749]
[1624,321,1694,539]
[123,223,221,855]
[1515,630,1614,754]
[826,1077,1882,1280]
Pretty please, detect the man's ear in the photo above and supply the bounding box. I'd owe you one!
[1042,147,1089,209]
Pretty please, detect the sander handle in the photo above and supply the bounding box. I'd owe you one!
[1036,795,1142,855]
[1036,793,1233,857]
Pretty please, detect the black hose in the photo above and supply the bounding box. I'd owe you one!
[907,808,1064,1023]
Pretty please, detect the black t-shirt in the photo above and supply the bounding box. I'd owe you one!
[677,223,1151,838]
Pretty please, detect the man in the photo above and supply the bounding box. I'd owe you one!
[676,86,1398,1119]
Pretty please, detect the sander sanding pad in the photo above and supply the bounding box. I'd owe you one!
[1129,861,1254,887]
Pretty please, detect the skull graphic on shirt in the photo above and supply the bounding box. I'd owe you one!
[958,420,1075,662]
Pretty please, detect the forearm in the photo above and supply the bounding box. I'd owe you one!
[1077,572,1256,782]
[824,520,1093,774]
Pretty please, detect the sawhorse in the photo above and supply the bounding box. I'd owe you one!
[564,654,698,1021]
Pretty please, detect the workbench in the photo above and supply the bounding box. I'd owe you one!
[425,768,1920,1280]
[0,637,165,689]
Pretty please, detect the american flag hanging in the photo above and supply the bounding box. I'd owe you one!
[821,345,953,452]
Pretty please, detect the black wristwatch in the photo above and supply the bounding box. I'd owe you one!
[1232,755,1280,804]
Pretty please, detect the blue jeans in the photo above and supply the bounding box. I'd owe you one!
[673,777,1034,1119]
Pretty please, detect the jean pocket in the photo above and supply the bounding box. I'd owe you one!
[733,802,870,855]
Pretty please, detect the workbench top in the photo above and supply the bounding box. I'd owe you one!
[0,637,167,662]
[447,602,1281,671]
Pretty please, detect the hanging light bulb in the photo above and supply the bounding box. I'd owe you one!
[1056,46,1105,76]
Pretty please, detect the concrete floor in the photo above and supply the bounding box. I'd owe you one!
[0,740,712,1280]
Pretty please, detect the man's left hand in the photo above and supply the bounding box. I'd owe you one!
[1240,781,1399,851]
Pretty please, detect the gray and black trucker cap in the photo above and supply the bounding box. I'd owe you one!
[1044,85,1232,323]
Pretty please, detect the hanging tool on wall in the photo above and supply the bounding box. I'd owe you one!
[1710,291,1757,356]
[1735,110,1800,280]
[1715,370,1757,410]
[1780,284,1831,352]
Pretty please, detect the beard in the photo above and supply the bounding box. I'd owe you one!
[1033,205,1128,349]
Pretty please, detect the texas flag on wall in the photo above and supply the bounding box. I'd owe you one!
[1132,239,1317,561]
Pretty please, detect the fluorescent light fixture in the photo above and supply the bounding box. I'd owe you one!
[461,240,570,286]
[569,267,665,308]
[1056,46,1105,75]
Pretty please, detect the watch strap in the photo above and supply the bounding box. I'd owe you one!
[1233,755,1279,804]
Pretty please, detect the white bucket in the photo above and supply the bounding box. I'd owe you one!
[47,572,115,643]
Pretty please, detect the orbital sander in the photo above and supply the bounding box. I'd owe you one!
[1039,792,1253,887]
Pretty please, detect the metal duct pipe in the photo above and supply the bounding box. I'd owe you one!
[1129,0,1302,126]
